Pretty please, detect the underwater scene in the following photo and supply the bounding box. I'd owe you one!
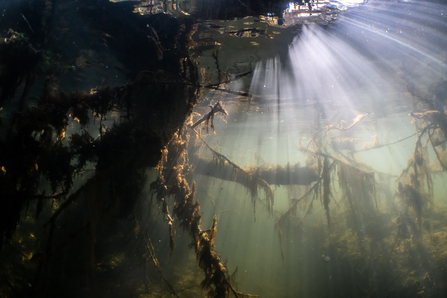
[1,0,447,297]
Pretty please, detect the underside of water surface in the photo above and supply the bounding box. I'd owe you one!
[1,0,447,297]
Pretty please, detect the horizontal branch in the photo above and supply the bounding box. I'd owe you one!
[358,133,416,152]
[191,154,319,186]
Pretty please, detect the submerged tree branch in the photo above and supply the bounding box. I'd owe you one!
[145,238,180,298]
[358,133,417,152]
[275,159,336,263]
[300,147,374,177]
[204,71,253,89]
[135,69,253,97]
[308,113,372,148]
[192,155,319,186]
[198,137,275,215]
[191,101,228,130]
[33,191,68,200]
[395,124,433,182]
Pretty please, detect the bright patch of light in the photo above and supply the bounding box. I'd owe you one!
[336,0,367,6]
[284,0,367,25]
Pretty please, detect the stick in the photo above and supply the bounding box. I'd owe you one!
[191,101,228,129]
[308,113,372,148]
[395,125,432,182]
[33,191,68,200]
[145,238,181,298]
[300,147,374,176]
[21,14,35,34]
[358,133,417,152]
[204,71,253,89]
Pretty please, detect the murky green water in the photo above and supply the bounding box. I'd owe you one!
[1,0,447,297]
[186,3,447,297]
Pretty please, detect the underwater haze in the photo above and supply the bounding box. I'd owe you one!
[1,0,447,297]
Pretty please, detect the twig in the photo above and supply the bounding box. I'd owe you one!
[44,185,89,228]
[307,113,372,148]
[300,147,374,176]
[200,137,243,172]
[21,14,35,34]
[395,125,432,182]
[191,101,228,129]
[358,133,417,152]
[135,70,253,97]
[275,160,336,264]
[227,279,259,298]
[276,160,336,226]
[33,191,68,200]
[145,238,180,298]
[204,71,253,89]
[212,50,223,84]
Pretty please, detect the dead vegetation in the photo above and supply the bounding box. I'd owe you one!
[1,1,447,296]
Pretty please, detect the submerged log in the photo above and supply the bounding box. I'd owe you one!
[191,155,319,186]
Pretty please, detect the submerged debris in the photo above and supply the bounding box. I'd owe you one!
[150,131,258,298]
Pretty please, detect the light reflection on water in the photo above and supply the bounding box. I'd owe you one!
[191,1,447,297]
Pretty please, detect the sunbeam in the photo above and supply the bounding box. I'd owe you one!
[187,1,447,296]
[2,0,447,296]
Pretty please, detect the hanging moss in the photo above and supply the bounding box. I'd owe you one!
[150,131,260,298]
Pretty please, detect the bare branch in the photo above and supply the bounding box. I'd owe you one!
[308,113,372,148]
[191,101,228,130]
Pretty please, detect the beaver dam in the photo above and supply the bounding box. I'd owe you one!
[1,0,447,297]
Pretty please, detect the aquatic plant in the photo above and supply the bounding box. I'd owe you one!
[150,130,260,297]
[2,0,447,297]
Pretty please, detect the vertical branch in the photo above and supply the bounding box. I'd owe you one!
[323,157,332,229]
[144,238,180,297]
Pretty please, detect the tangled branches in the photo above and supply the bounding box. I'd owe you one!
[192,101,229,133]
[150,132,257,297]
